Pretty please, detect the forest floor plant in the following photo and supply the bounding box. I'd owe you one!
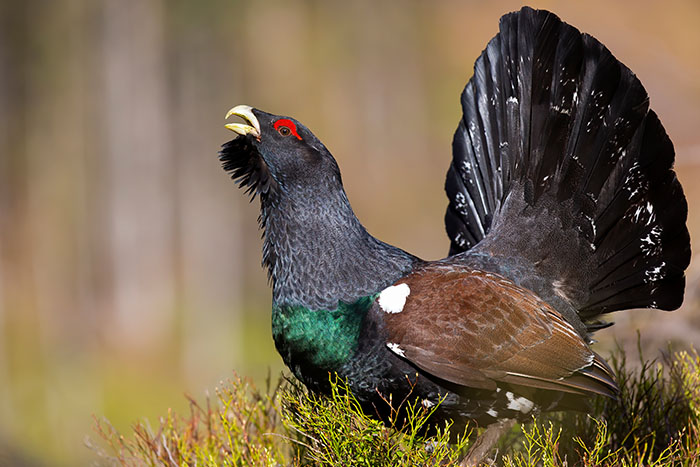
[91,345,700,466]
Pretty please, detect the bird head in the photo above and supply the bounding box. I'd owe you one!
[220,105,341,202]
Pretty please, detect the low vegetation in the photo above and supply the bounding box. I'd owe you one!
[92,347,700,466]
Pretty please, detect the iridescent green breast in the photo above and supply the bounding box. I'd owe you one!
[271,294,378,372]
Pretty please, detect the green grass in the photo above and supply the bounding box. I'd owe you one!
[91,347,700,466]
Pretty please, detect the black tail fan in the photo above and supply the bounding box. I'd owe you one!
[445,7,690,326]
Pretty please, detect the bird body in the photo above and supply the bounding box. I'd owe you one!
[220,7,690,435]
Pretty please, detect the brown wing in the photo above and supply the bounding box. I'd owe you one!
[378,265,617,397]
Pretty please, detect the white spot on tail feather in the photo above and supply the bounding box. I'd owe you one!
[632,202,655,225]
[422,399,435,408]
[386,342,406,357]
[378,283,410,314]
[645,262,666,283]
[640,225,663,256]
[550,104,571,115]
[487,408,499,418]
[584,214,597,238]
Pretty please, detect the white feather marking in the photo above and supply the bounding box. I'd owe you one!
[640,225,663,257]
[386,342,406,357]
[378,283,410,314]
[454,192,467,213]
[584,214,597,238]
[421,399,435,408]
[487,408,499,417]
[506,392,535,413]
[553,280,571,302]
[645,262,666,283]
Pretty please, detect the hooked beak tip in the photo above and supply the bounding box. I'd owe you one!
[225,105,261,139]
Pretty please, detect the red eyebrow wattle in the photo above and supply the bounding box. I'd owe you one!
[274,119,302,140]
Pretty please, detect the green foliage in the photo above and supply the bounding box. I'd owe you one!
[502,347,700,467]
[92,348,700,466]
[92,375,288,466]
[581,343,695,455]
[281,375,470,466]
[91,374,470,466]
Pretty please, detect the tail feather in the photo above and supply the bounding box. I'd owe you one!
[445,7,690,328]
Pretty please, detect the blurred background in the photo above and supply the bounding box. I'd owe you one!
[0,0,698,464]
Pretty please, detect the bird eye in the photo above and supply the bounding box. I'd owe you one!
[273,118,302,140]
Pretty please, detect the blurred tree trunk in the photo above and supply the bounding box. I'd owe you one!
[169,0,246,382]
[0,0,32,428]
[100,0,176,347]
[0,0,102,453]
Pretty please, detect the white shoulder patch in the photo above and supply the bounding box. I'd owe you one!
[378,283,410,314]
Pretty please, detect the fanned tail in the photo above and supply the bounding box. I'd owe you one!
[445,7,690,329]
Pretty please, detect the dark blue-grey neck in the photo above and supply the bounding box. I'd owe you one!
[260,180,418,311]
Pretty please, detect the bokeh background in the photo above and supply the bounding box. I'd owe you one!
[0,0,698,464]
